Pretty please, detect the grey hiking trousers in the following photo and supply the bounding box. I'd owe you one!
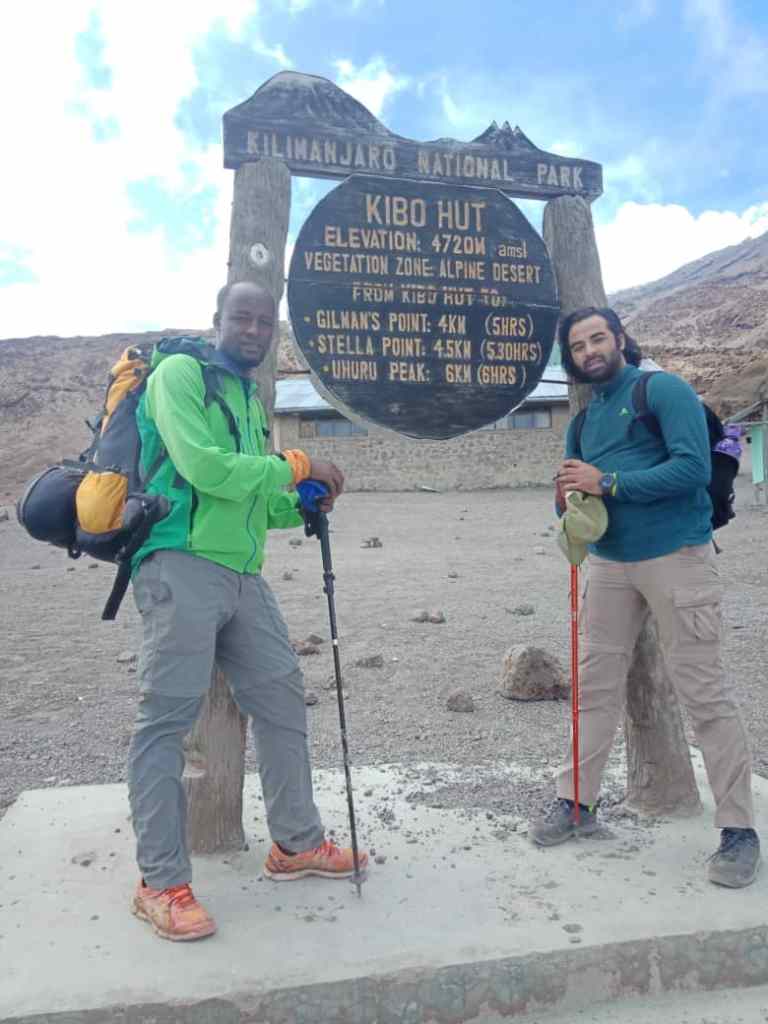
[128,550,324,889]
[556,543,755,829]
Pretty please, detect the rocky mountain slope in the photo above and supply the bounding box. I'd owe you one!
[611,229,768,414]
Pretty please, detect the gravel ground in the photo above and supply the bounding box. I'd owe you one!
[1,477,766,825]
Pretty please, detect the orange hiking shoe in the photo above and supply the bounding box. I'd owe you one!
[131,880,216,942]
[263,838,369,881]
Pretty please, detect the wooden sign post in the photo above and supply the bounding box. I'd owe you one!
[185,158,292,854]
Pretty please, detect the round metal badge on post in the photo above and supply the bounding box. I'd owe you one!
[249,242,271,268]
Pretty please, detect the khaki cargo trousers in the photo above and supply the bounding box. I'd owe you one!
[556,543,755,829]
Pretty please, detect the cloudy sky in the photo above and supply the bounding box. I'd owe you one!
[2,0,767,338]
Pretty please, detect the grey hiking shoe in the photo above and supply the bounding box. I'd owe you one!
[530,798,599,847]
[708,828,761,888]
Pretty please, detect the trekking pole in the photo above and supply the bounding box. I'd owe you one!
[297,481,364,897]
[570,563,581,825]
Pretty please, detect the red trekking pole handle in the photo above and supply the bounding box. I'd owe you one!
[570,564,581,825]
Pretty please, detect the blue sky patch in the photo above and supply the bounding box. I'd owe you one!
[127,178,218,250]
[0,249,37,288]
[75,12,112,91]
[176,20,279,148]
[91,116,119,143]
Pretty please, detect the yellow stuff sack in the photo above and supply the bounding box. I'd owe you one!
[75,470,128,535]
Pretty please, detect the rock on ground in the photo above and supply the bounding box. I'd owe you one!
[499,645,569,702]
[292,640,320,656]
[354,654,384,669]
[446,691,475,713]
[508,604,535,617]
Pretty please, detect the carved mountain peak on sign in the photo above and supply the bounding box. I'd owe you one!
[224,71,396,138]
[471,121,538,151]
[223,71,602,197]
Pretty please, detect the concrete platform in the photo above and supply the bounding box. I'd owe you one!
[1,753,767,1023]
[512,983,768,1023]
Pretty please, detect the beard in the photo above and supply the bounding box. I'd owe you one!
[237,351,268,369]
[227,340,269,370]
[572,347,624,383]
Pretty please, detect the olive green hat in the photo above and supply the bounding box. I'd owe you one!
[556,490,609,566]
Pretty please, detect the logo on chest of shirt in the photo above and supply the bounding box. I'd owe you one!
[619,407,630,416]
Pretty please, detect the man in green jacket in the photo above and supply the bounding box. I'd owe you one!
[129,281,368,942]
[530,307,760,888]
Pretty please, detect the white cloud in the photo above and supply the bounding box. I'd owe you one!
[257,41,292,68]
[333,57,409,118]
[440,86,464,131]
[597,200,768,293]
[0,0,296,338]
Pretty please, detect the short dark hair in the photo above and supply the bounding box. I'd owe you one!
[215,283,234,319]
[558,306,643,382]
[215,281,274,319]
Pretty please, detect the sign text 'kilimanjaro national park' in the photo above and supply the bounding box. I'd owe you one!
[224,72,602,202]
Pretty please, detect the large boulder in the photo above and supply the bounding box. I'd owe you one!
[499,645,568,702]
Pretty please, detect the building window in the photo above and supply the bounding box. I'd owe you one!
[299,414,368,438]
[508,408,552,429]
[480,407,552,430]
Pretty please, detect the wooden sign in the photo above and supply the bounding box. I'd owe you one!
[287,175,559,440]
[224,72,602,202]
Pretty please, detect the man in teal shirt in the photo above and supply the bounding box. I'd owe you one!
[530,307,760,888]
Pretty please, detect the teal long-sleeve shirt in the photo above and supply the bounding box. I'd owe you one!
[566,364,713,561]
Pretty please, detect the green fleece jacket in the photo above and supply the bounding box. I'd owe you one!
[132,342,302,574]
[567,364,713,561]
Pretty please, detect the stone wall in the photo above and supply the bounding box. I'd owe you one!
[274,406,570,491]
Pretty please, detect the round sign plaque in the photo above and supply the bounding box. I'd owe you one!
[288,175,559,440]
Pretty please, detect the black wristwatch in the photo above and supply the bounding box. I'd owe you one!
[599,472,616,498]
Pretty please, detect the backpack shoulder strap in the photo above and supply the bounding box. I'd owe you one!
[572,408,587,457]
[631,371,662,438]
[703,403,725,446]
[200,364,242,454]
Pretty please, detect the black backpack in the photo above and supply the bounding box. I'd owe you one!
[573,371,737,530]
